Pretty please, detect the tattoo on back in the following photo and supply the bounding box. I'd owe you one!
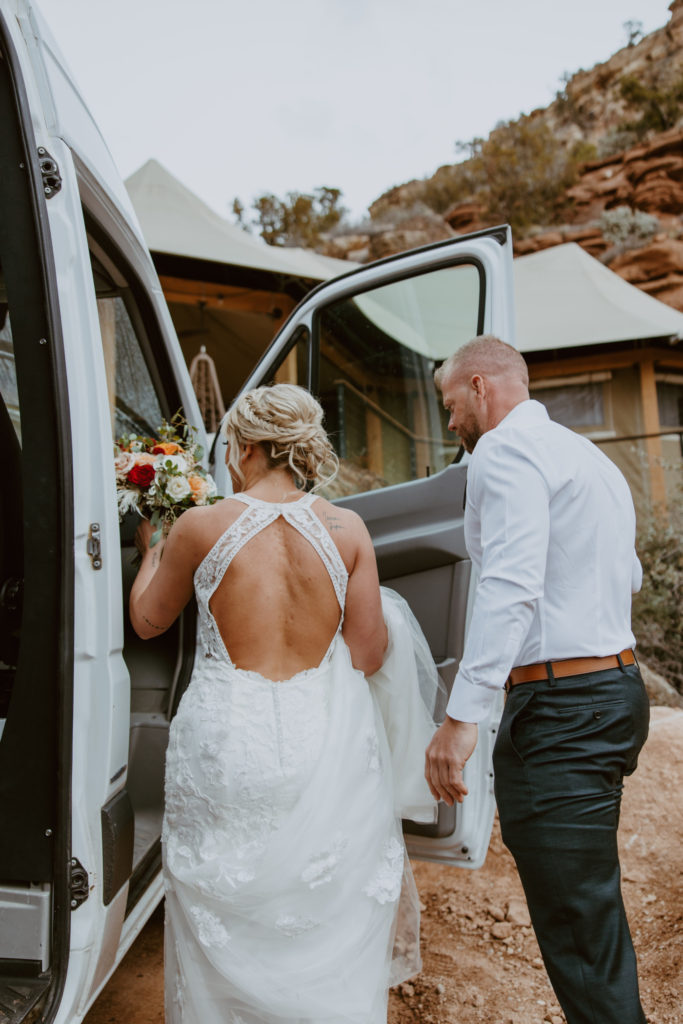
[324,511,343,531]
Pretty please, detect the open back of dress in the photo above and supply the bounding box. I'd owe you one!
[162,492,421,1024]
[194,492,347,681]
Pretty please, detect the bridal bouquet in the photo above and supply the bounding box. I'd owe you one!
[114,416,220,547]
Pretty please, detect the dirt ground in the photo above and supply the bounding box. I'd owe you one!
[84,706,683,1024]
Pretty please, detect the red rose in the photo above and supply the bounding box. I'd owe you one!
[127,463,156,487]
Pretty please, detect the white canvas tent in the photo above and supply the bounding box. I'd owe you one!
[125,160,352,282]
[514,243,683,351]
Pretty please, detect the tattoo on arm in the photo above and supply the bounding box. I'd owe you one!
[142,613,167,632]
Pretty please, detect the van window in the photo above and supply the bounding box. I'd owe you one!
[91,251,167,437]
[314,263,480,497]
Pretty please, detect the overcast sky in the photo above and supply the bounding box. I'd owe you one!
[35,0,672,223]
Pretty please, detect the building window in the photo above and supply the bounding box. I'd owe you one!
[530,372,611,432]
[656,380,683,428]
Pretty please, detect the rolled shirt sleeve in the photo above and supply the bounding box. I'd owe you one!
[446,438,551,724]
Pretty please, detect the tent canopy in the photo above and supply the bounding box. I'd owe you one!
[514,243,683,352]
[125,160,352,282]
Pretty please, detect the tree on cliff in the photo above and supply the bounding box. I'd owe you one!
[232,187,346,248]
[454,117,593,234]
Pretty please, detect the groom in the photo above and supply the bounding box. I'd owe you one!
[424,335,649,1024]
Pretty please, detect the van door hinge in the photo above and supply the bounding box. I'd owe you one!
[87,523,102,570]
[70,858,89,910]
[37,146,62,198]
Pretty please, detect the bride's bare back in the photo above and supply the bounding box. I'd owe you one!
[210,511,342,679]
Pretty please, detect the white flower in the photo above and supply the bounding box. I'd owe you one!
[114,453,135,478]
[166,476,192,501]
[155,453,190,475]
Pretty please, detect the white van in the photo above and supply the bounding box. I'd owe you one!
[0,1,515,1021]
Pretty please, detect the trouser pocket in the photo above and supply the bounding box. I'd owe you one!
[494,686,536,766]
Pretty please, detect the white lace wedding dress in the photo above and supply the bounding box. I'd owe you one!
[162,492,439,1024]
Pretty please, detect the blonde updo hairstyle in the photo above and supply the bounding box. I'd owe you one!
[223,383,339,492]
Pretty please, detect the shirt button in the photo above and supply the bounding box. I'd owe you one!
[593,711,602,720]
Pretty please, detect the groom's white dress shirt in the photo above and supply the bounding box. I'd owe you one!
[446,399,642,725]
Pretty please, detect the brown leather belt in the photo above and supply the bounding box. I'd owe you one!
[506,649,636,692]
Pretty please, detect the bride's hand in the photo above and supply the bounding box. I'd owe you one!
[134,519,156,558]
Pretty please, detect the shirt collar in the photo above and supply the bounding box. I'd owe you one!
[495,399,549,430]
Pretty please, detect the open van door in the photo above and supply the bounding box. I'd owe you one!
[215,228,515,870]
[0,3,203,1022]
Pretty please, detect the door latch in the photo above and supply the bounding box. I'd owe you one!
[87,523,102,570]
[37,146,62,198]
[70,857,89,910]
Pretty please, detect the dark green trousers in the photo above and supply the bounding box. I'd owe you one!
[493,664,650,1024]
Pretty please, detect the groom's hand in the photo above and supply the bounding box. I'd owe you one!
[425,718,478,806]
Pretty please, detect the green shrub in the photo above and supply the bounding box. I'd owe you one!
[453,118,592,235]
[618,74,683,138]
[633,514,683,693]
[599,206,660,249]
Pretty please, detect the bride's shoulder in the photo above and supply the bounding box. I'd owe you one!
[168,498,245,550]
[311,500,370,566]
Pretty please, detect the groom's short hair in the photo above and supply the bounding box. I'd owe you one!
[434,335,529,389]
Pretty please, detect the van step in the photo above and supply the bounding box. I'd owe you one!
[0,975,49,1024]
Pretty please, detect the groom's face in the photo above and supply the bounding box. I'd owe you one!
[440,370,483,453]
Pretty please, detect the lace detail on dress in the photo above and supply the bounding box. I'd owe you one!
[193,492,348,667]
[363,836,404,904]
[275,913,320,937]
[189,905,231,949]
[301,833,349,889]
[366,729,382,772]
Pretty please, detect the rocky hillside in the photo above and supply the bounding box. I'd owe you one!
[321,1,683,311]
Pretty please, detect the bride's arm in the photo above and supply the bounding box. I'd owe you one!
[341,516,388,676]
[129,510,201,639]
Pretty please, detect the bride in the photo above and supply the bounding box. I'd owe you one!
[130,383,439,1023]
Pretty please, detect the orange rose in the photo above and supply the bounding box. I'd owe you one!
[152,442,183,455]
[189,475,208,502]
[133,453,157,465]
